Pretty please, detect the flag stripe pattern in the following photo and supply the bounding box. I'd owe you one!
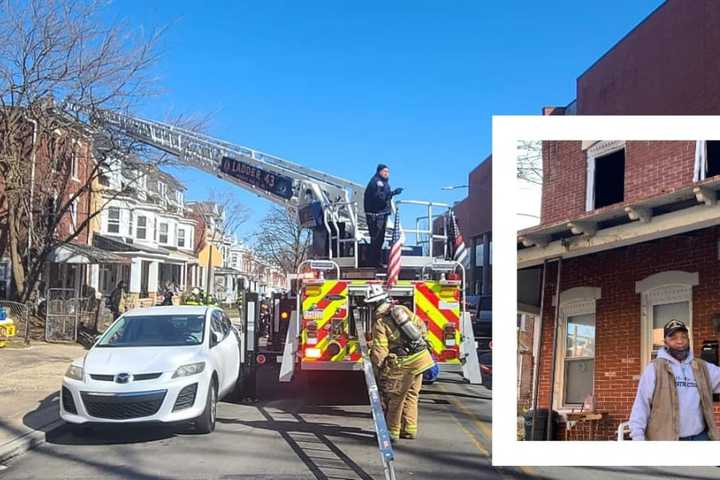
[387,210,403,286]
[448,211,468,266]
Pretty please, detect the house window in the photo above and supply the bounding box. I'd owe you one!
[70,198,78,228]
[159,223,168,244]
[706,142,720,178]
[69,146,79,180]
[107,207,120,234]
[553,287,601,409]
[178,228,186,248]
[475,243,484,267]
[585,141,625,211]
[563,313,595,405]
[137,216,147,240]
[636,271,698,368]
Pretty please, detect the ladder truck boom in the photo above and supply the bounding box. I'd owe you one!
[87,108,368,241]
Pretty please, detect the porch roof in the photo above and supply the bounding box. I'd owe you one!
[93,234,171,259]
[517,176,720,269]
[49,243,131,265]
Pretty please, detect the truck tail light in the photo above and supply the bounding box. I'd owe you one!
[304,347,322,359]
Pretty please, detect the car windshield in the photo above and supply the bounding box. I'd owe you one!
[96,314,205,347]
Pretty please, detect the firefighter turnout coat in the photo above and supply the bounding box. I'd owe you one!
[371,303,435,439]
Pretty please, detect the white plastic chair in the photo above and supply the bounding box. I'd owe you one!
[617,421,630,441]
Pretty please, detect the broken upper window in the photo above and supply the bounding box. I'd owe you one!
[585,141,626,211]
[705,141,720,178]
[694,140,720,181]
[593,149,625,208]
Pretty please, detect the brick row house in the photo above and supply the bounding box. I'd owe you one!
[517,0,720,440]
[0,108,129,302]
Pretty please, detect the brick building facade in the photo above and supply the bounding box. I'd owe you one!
[518,0,720,440]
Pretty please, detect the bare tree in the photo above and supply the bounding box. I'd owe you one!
[252,206,311,274]
[0,0,167,302]
[517,140,542,185]
[207,190,251,238]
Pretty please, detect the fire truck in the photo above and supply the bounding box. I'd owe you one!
[77,107,482,478]
[79,108,482,385]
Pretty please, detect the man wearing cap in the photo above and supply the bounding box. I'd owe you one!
[364,164,403,269]
[629,319,720,441]
[366,284,435,441]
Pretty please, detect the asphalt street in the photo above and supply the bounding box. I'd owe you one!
[5,365,720,480]
[0,368,497,480]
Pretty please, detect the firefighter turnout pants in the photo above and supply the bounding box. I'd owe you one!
[380,365,423,439]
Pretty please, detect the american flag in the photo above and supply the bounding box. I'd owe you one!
[447,210,469,266]
[387,209,404,286]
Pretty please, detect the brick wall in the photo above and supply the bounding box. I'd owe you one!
[536,227,720,440]
[540,141,586,224]
[541,141,696,226]
[577,1,720,115]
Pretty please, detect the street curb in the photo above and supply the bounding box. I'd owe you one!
[0,418,66,465]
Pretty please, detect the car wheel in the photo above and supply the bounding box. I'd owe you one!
[195,380,217,434]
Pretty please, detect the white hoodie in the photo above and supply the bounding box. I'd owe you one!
[629,347,720,440]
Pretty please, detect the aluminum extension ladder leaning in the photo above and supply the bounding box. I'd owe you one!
[356,320,397,480]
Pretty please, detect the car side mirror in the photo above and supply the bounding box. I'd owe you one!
[211,331,222,346]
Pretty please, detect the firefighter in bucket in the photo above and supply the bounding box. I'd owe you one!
[366,284,435,441]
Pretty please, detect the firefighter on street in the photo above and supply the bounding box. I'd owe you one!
[366,284,435,441]
[363,164,403,269]
[184,287,205,305]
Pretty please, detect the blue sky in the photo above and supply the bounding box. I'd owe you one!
[103,0,664,239]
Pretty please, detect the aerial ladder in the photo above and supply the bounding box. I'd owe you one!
[75,107,483,478]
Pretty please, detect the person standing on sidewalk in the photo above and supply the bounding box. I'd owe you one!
[108,281,126,320]
[629,319,720,441]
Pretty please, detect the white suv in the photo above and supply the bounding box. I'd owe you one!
[61,305,240,434]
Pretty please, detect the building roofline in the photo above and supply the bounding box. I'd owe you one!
[577,1,667,81]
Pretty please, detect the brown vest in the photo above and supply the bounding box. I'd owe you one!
[646,357,718,441]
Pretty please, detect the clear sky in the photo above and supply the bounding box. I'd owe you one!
[103,0,664,239]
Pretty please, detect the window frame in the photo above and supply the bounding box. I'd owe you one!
[636,271,698,369]
[552,287,601,411]
[584,140,626,212]
[159,222,168,244]
[136,215,147,240]
[177,227,186,248]
[70,197,78,229]
[107,207,121,234]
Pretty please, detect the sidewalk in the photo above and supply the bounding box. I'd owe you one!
[0,340,85,463]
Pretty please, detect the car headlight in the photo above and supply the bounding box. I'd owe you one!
[172,362,206,378]
[65,364,84,381]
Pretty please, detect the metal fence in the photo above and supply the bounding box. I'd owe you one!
[46,288,79,342]
[0,301,30,342]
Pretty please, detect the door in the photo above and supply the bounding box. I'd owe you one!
[221,312,241,389]
[208,311,227,392]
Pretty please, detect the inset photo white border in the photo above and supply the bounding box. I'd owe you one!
[493,116,720,466]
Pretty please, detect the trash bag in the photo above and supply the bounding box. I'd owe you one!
[422,362,440,384]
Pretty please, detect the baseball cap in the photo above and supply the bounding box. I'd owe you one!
[664,319,688,338]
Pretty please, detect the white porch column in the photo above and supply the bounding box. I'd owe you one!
[129,257,142,294]
[88,264,100,293]
[149,261,159,295]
